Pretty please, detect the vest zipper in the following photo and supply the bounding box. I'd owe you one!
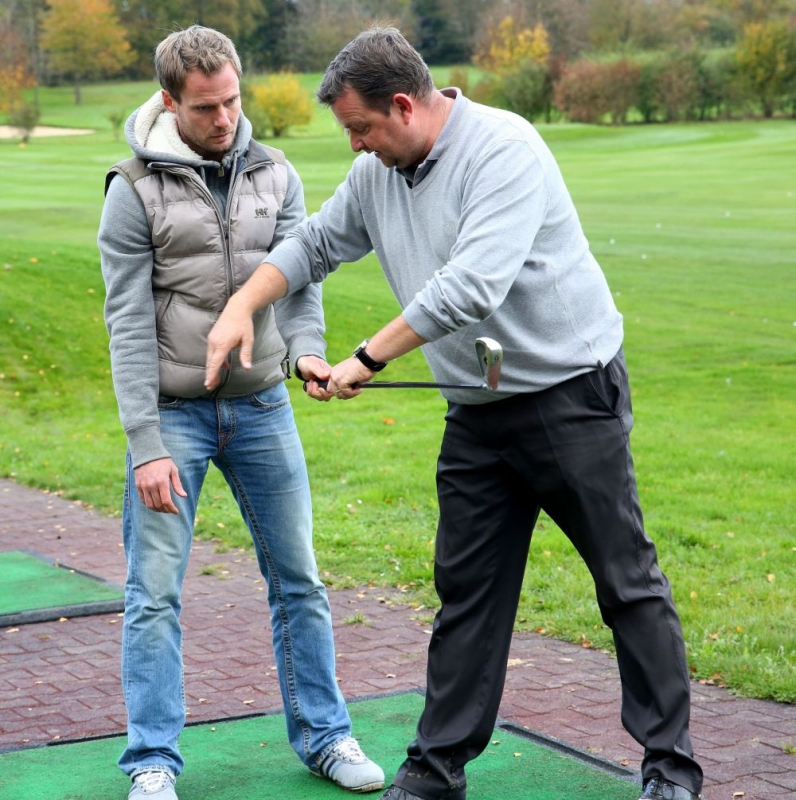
[150,159,271,397]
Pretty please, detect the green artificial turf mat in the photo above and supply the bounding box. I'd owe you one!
[0,549,124,625]
[0,692,638,799]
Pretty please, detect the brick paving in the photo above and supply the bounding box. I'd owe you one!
[1,477,794,799]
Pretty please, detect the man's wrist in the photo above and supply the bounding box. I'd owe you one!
[352,339,387,372]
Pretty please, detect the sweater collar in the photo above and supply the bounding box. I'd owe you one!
[397,87,463,188]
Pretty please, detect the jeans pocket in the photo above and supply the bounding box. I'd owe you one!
[157,395,184,409]
[248,383,289,411]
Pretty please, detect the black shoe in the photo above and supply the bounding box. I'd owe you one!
[380,788,424,800]
[380,785,465,800]
[639,778,701,800]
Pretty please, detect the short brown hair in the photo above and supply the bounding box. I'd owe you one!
[155,25,242,101]
[317,26,434,115]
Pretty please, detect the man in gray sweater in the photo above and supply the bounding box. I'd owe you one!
[205,26,704,800]
[98,25,382,800]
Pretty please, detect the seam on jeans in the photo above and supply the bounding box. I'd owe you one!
[222,461,313,760]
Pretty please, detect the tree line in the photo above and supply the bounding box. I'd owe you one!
[2,0,795,125]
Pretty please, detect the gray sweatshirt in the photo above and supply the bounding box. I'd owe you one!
[98,94,325,466]
[267,89,624,404]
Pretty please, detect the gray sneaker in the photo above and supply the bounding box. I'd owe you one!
[128,770,177,799]
[315,736,385,792]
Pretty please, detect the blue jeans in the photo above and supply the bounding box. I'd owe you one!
[118,383,351,777]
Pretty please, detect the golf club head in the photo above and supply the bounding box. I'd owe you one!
[475,337,502,390]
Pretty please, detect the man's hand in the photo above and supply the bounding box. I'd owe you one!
[205,263,290,390]
[205,301,254,390]
[325,356,372,400]
[134,458,187,514]
[296,355,336,402]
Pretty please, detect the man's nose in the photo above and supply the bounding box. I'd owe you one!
[349,131,364,152]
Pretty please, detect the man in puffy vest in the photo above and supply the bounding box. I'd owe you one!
[98,25,383,800]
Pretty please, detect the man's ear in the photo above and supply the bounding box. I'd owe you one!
[162,89,176,113]
[392,93,414,123]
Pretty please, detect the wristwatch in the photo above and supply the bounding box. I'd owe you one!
[353,339,387,372]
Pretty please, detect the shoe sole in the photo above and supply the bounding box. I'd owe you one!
[309,770,385,793]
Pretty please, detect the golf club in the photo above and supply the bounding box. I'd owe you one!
[304,337,503,392]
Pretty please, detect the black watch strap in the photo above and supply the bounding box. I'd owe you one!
[353,339,387,372]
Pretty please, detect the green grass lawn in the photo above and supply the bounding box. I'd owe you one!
[1,83,793,703]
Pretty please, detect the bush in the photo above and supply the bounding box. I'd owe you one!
[447,66,470,96]
[554,60,609,123]
[656,51,703,121]
[9,102,40,144]
[695,52,744,120]
[637,58,664,122]
[499,59,552,123]
[602,59,642,125]
[246,73,314,138]
[470,74,503,107]
[106,108,126,141]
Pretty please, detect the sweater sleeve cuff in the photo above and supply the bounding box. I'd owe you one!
[127,423,170,469]
[401,301,450,343]
[287,335,327,377]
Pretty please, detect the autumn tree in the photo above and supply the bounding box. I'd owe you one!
[40,0,133,104]
[0,21,35,114]
[474,16,550,74]
[735,20,795,117]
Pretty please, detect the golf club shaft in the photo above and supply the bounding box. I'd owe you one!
[304,379,484,392]
[302,337,503,394]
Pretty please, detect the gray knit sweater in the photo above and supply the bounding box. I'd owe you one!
[268,89,624,404]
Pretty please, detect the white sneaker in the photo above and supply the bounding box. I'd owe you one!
[128,770,178,799]
[315,736,385,793]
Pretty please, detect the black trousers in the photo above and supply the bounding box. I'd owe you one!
[393,352,703,800]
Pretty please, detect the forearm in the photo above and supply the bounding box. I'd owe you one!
[361,316,426,364]
[321,315,426,398]
[229,262,289,314]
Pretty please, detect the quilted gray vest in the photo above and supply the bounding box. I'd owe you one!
[107,141,289,398]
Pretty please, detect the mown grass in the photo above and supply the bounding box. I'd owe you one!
[0,83,793,703]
